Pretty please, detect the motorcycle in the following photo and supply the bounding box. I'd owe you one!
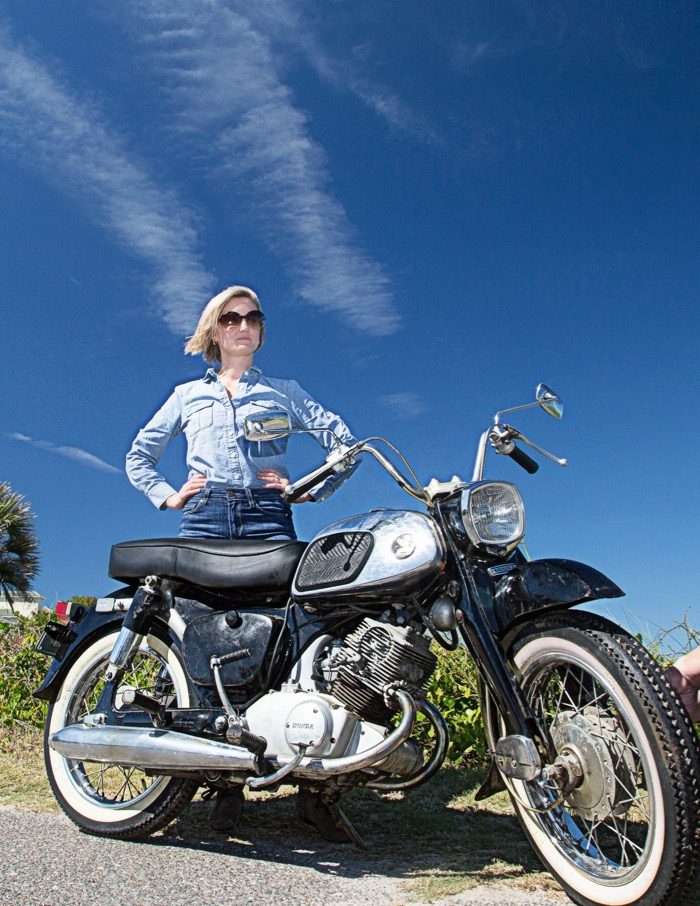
[35,384,700,906]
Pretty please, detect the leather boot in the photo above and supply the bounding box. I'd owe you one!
[297,788,356,844]
[208,786,245,833]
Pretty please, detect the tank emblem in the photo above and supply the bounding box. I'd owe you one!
[487,563,517,577]
[392,533,416,559]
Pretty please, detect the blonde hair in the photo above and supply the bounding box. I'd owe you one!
[185,285,265,363]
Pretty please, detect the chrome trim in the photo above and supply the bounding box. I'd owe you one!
[243,411,292,441]
[361,444,428,502]
[367,699,448,791]
[536,383,564,419]
[51,692,419,784]
[247,746,308,789]
[460,481,525,550]
[292,510,445,598]
[48,724,261,773]
[107,626,141,670]
[472,429,491,482]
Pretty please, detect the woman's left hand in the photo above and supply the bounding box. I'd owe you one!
[257,468,312,503]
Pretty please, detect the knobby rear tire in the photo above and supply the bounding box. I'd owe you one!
[496,611,700,906]
[44,629,198,840]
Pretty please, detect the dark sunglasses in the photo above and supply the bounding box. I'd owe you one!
[217,310,266,328]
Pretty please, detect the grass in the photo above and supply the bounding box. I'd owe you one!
[0,726,58,812]
[0,728,560,902]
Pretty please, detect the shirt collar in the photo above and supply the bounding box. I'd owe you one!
[204,365,262,383]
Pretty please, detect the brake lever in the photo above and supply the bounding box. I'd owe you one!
[513,430,568,467]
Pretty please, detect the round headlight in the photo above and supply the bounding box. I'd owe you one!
[460,481,525,550]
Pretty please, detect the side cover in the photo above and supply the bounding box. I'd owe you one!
[181,611,282,687]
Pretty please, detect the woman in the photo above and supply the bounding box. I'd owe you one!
[126,285,357,541]
[125,284,358,840]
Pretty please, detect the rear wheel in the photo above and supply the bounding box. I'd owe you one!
[494,612,700,906]
[45,630,197,839]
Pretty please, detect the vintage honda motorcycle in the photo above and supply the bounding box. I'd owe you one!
[35,385,700,906]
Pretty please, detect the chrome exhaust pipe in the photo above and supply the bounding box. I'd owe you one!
[49,724,261,773]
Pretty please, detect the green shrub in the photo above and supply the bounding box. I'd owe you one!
[0,612,50,729]
[424,645,488,765]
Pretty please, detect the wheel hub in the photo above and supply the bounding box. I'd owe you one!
[551,707,633,821]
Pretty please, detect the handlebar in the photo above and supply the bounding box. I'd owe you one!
[507,443,539,474]
[283,459,339,502]
[283,408,561,505]
[283,439,429,504]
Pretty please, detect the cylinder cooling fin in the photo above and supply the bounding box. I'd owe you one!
[330,618,436,724]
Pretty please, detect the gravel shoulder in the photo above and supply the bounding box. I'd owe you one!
[0,804,568,906]
[0,736,569,906]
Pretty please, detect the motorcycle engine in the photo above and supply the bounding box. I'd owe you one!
[324,617,436,724]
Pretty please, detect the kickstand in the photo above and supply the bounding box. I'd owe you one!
[334,802,367,850]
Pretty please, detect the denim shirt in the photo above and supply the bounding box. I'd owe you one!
[126,367,358,509]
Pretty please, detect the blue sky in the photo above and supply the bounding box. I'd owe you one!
[1,1,698,646]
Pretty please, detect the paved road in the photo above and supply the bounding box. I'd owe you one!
[0,807,568,906]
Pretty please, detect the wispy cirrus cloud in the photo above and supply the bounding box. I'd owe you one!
[0,24,214,333]
[377,392,427,421]
[133,1,400,336]
[8,433,121,475]
[241,2,440,143]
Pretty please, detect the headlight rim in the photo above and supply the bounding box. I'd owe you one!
[459,480,526,553]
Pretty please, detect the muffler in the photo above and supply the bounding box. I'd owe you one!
[49,724,262,773]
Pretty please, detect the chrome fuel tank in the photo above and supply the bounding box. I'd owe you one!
[291,509,446,600]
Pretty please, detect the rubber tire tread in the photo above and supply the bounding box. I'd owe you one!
[508,610,700,906]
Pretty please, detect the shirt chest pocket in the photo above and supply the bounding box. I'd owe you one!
[182,400,215,437]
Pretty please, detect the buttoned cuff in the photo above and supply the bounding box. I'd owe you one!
[149,482,178,510]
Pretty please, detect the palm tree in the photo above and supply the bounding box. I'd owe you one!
[0,482,39,612]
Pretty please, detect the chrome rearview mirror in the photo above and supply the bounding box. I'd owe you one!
[536,384,564,419]
[244,411,292,442]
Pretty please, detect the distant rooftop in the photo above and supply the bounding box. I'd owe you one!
[0,590,45,618]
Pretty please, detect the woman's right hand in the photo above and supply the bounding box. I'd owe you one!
[164,473,207,510]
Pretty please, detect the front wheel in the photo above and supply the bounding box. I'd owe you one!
[494,612,700,906]
[45,629,197,839]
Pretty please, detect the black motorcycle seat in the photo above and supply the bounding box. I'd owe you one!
[108,537,307,592]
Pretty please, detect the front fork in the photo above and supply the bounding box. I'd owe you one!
[455,563,547,782]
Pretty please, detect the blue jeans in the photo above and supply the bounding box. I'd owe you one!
[178,488,297,541]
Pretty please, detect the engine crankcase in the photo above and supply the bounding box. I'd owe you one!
[245,690,384,758]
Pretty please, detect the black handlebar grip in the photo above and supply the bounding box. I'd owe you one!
[508,444,539,474]
[282,461,337,502]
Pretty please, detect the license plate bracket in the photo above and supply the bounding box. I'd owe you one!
[36,622,76,660]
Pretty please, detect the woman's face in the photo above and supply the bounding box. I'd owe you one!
[215,297,263,360]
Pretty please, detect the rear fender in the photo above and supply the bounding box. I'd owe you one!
[33,586,162,703]
[34,609,126,702]
[494,558,624,639]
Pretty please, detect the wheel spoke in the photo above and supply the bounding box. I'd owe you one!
[62,643,177,807]
[520,652,655,878]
